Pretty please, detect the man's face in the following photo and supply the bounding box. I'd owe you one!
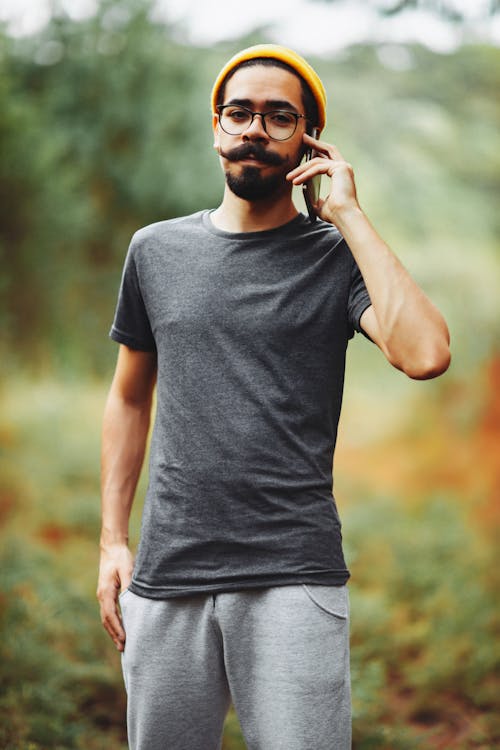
[213,65,308,202]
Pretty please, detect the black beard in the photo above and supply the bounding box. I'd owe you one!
[219,142,293,202]
[225,166,287,201]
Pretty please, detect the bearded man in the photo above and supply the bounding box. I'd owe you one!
[97,44,450,750]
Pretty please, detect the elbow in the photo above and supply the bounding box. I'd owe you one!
[381,315,452,381]
[400,344,451,380]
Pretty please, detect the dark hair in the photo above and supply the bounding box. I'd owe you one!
[216,57,319,131]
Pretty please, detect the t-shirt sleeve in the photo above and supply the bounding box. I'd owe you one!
[109,236,156,352]
[347,256,372,339]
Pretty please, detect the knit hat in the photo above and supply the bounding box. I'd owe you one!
[210,44,327,131]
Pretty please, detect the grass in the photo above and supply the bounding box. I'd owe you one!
[0,362,498,749]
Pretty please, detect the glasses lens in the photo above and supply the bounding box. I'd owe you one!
[219,107,297,141]
[219,107,252,135]
[263,111,297,140]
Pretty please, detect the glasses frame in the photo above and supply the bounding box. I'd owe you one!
[216,104,308,141]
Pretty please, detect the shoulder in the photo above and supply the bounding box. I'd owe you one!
[121,212,207,276]
[129,211,207,255]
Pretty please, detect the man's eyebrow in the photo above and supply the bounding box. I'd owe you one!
[225,98,300,112]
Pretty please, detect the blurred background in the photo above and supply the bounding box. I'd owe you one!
[0,0,498,748]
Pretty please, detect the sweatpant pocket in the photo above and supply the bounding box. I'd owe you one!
[301,583,349,619]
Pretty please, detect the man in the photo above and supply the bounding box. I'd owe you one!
[97,44,450,750]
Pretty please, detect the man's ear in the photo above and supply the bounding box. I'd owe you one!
[212,113,221,152]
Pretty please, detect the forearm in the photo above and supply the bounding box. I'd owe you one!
[334,206,450,377]
[100,390,152,547]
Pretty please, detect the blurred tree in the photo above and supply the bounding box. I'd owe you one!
[309,0,500,21]
[0,0,222,372]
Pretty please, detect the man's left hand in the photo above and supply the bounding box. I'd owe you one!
[287,133,360,224]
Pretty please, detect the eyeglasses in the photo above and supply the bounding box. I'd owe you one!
[216,104,307,141]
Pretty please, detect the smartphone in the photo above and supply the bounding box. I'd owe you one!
[302,127,321,223]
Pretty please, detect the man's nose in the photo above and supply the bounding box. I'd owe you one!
[242,113,268,140]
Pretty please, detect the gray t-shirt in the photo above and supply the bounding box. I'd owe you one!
[110,210,371,599]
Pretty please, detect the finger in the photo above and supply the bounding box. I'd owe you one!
[103,610,126,651]
[291,167,326,185]
[314,196,327,219]
[303,133,347,162]
[288,159,338,185]
[287,157,333,182]
[99,594,126,651]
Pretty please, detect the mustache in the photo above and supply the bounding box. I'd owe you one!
[219,143,285,166]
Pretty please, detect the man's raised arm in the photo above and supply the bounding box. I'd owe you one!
[288,134,451,380]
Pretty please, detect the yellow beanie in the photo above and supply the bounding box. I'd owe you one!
[210,44,327,131]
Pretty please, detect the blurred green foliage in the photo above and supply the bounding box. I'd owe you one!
[0,542,127,749]
[0,0,224,373]
[312,0,499,22]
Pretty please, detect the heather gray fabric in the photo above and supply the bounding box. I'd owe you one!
[120,584,351,750]
[110,210,371,598]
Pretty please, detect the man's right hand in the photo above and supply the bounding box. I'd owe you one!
[97,543,134,652]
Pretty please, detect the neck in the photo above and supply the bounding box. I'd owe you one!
[211,186,299,233]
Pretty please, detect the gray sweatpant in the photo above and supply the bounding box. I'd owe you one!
[119,583,351,750]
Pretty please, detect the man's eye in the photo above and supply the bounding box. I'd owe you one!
[268,112,295,126]
[227,109,249,121]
